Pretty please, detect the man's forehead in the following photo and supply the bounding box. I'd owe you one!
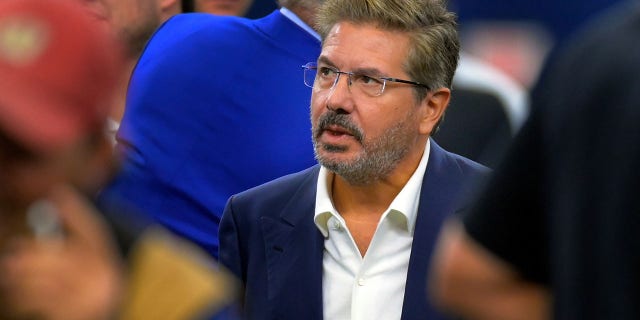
[320,21,410,73]
[322,21,409,50]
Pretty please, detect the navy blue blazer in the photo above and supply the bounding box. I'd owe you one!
[219,141,488,320]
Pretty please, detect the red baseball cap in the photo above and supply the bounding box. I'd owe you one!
[0,0,125,155]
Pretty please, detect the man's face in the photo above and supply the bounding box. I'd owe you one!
[82,0,161,58]
[310,22,426,185]
[194,0,253,16]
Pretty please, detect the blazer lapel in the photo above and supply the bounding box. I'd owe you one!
[261,166,325,320]
[401,141,464,320]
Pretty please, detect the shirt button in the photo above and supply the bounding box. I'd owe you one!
[358,278,366,286]
[331,220,341,230]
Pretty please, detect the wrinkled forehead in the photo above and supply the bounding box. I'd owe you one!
[320,21,411,73]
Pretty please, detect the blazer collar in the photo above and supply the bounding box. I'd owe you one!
[261,166,324,320]
[401,139,464,320]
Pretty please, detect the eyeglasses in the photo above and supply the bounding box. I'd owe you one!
[302,62,429,97]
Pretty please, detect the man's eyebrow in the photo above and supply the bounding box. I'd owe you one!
[317,57,385,77]
[317,56,337,68]
[351,67,384,77]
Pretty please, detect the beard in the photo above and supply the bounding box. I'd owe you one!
[312,110,417,185]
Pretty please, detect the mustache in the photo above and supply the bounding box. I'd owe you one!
[314,111,364,142]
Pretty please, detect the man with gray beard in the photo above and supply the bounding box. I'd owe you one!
[218,0,487,319]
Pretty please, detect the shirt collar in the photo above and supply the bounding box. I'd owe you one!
[279,7,321,41]
[314,166,335,237]
[313,139,431,237]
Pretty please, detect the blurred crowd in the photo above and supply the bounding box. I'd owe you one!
[1,0,638,319]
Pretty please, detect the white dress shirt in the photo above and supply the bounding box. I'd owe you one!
[314,140,431,320]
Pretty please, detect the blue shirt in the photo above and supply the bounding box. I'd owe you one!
[102,10,321,259]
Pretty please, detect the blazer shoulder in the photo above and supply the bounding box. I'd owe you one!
[230,165,320,209]
[448,151,491,178]
[432,140,491,177]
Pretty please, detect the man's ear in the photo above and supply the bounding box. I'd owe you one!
[419,87,451,136]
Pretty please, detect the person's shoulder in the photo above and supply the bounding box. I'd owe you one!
[432,140,491,176]
[134,13,263,77]
[147,13,259,51]
[549,1,640,65]
[533,1,640,117]
[428,142,491,211]
[161,12,253,34]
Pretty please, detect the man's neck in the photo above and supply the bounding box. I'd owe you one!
[331,174,402,219]
[329,141,427,218]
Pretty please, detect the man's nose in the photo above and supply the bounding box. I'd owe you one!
[326,73,355,113]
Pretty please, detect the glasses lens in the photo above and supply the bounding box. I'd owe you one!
[350,74,385,97]
[303,65,316,88]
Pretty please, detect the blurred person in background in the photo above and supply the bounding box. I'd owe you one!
[100,0,323,259]
[84,0,181,60]
[81,0,183,139]
[429,1,640,319]
[0,0,235,319]
[434,51,528,168]
[0,0,127,318]
[448,0,625,88]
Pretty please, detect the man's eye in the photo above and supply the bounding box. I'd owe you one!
[318,67,336,77]
[356,74,382,86]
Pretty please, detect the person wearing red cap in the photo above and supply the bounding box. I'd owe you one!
[0,0,126,317]
[0,0,236,319]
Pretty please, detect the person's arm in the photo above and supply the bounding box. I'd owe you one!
[218,195,244,282]
[429,219,550,320]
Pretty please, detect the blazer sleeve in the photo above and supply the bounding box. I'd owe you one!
[219,196,244,281]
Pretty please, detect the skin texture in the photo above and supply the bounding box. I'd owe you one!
[310,21,450,256]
